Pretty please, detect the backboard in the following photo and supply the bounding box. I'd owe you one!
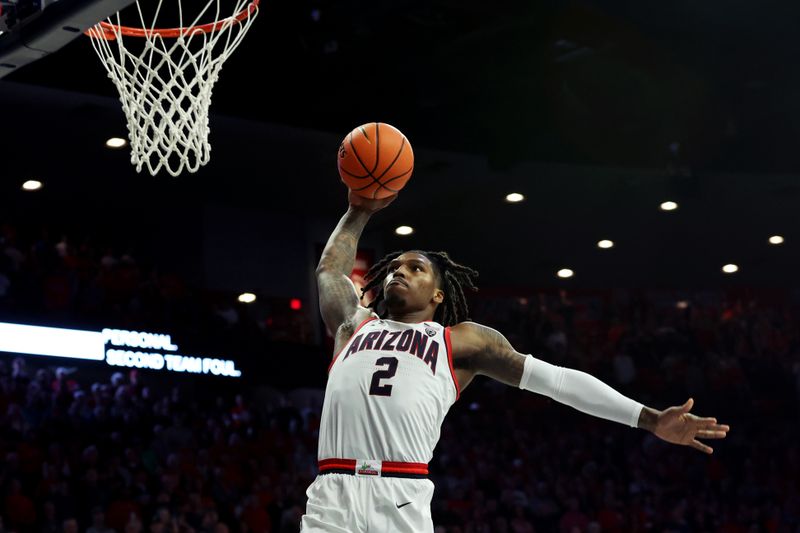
[0,0,133,77]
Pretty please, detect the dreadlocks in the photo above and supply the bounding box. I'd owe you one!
[360,251,479,327]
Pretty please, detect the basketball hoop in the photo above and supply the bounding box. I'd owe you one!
[86,0,259,176]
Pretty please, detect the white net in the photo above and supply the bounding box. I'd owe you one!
[88,0,259,177]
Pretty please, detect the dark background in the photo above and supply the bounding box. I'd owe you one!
[2,0,800,292]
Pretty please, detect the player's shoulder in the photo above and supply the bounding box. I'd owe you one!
[449,320,493,337]
[447,321,495,360]
[337,306,378,337]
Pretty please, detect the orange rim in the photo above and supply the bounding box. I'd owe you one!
[86,0,258,40]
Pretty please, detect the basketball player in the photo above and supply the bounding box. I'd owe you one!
[300,192,730,532]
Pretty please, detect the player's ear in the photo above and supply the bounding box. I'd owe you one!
[433,288,444,304]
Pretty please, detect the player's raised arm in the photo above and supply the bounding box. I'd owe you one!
[317,122,413,338]
[450,321,730,454]
[316,192,396,336]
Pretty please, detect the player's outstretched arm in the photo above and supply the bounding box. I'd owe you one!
[316,192,396,336]
[450,321,730,454]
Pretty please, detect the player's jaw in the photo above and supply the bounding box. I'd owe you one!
[384,280,411,309]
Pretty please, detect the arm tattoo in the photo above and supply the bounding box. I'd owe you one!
[317,207,372,276]
[316,208,372,332]
[472,325,526,387]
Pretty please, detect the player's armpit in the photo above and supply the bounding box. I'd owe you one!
[449,321,527,387]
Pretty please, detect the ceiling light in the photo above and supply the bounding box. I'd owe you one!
[768,235,784,245]
[557,268,574,279]
[721,264,738,274]
[597,239,614,249]
[660,201,678,211]
[505,193,525,203]
[238,293,256,303]
[22,180,42,191]
[395,226,414,236]
[105,137,127,149]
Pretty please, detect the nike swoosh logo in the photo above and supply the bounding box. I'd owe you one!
[396,501,412,509]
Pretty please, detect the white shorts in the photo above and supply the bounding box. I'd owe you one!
[300,473,435,533]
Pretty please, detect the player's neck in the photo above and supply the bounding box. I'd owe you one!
[386,310,435,324]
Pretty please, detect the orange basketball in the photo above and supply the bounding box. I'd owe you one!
[337,122,414,199]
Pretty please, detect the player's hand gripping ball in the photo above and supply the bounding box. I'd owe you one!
[338,122,414,199]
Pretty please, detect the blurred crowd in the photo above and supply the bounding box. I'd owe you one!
[2,223,800,532]
[0,361,319,533]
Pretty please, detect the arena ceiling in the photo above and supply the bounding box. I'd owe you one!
[1,0,799,288]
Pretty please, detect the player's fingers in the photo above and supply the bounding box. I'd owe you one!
[695,416,717,424]
[688,416,723,426]
[697,422,730,432]
[681,398,694,412]
[695,430,728,439]
[690,439,713,454]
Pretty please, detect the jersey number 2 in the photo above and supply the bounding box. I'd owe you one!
[369,357,398,396]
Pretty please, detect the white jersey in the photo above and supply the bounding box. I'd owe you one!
[318,317,460,464]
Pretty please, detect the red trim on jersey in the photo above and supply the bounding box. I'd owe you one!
[318,458,357,470]
[327,317,377,374]
[444,326,460,401]
[381,461,429,475]
[318,458,428,475]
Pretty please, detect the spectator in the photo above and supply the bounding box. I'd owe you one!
[87,507,115,533]
[62,518,79,533]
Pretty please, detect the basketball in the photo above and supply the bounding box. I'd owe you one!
[337,122,414,199]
